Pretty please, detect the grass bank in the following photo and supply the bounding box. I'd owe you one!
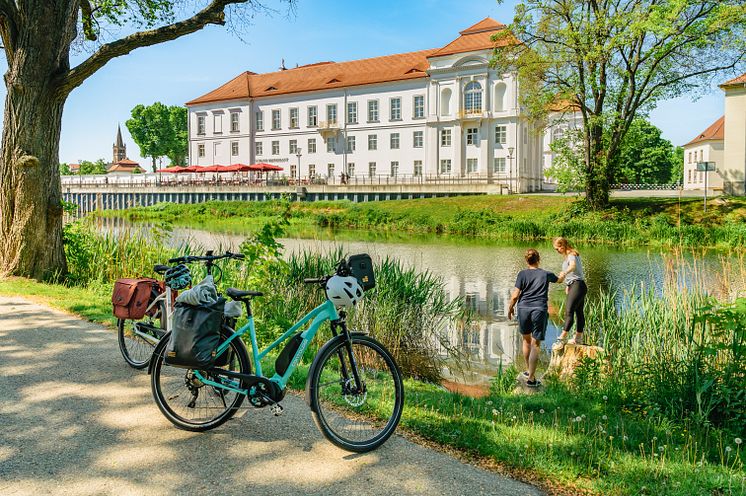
[103,195,746,249]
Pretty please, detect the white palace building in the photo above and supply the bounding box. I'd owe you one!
[186,18,558,193]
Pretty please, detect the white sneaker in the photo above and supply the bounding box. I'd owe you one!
[568,335,584,345]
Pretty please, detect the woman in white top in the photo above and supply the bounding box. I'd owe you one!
[553,237,587,345]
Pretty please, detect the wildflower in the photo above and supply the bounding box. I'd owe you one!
[609,436,614,441]
[571,451,576,456]
[539,409,545,414]
[575,416,582,422]
[726,446,733,453]
[623,436,629,441]
[603,395,608,401]
[736,438,743,445]
[602,415,608,421]
[486,400,493,406]
[581,414,586,419]
[492,409,498,416]
[658,446,664,452]
[654,453,658,457]
[652,437,658,442]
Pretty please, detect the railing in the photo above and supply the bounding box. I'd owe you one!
[61,173,507,189]
[457,109,486,119]
[611,183,682,191]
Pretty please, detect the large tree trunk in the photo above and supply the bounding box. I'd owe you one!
[0,1,77,280]
[584,122,610,209]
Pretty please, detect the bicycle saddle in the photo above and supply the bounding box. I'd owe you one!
[226,287,264,299]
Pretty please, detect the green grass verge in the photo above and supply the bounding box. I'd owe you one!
[100,195,746,249]
[1,278,742,496]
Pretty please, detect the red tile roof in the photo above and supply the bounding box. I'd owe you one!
[187,18,510,105]
[684,116,724,146]
[107,159,144,173]
[721,72,746,88]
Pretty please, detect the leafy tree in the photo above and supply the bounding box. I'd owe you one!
[167,106,188,166]
[59,163,71,175]
[615,119,679,184]
[671,147,685,184]
[79,159,108,175]
[0,1,290,280]
[545,127,586,193]
[126,102,172,172]
[494,0,746,209]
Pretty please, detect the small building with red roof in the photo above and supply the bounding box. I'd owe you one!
[683,116,725,190]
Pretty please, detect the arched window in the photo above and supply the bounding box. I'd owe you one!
[464,81,482,113]
[440,88,452,116]
[494,82,507,112]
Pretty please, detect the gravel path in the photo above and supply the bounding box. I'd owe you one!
[0,296,543,496]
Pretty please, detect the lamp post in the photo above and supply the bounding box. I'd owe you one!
[507,146,515,194]
[295,148,302,184]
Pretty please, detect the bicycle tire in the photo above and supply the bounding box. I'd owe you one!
[309,334,404,452]
[117,302,165,369]
[151,329,250,432]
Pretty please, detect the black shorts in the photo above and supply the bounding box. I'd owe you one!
[517,307,548,341]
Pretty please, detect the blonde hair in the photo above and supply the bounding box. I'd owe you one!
[553,237,579,256]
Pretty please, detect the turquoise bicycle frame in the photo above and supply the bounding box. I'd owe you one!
[193,299,340,394]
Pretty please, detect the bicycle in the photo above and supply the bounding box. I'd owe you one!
[148,257,404,453]
[117,251,243,369]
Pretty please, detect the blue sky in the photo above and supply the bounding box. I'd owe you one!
[0,0,730,166]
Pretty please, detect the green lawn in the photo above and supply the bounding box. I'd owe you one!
[2,277,743,496]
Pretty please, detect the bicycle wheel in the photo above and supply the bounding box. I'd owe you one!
[151,329,250,432]
[117,302,165,369]
[309,334,404,452]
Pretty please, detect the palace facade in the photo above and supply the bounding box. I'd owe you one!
[185,18,552,193]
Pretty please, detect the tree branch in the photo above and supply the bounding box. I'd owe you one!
[0,0,18,62]
[59,0,249,95]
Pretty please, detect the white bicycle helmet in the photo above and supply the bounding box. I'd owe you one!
[325,275,364,308]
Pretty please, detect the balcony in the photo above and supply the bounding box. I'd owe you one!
[458,109,487,122]
[317,120,340,139]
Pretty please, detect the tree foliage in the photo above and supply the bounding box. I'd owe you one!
[127,102,171,171]
[493,0,746,208]
[79,159,109,175]
[615,118,680,184]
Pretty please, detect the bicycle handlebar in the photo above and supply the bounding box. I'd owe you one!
[303,277,328,285]
[168,251,245,264]
[304,259,349,285]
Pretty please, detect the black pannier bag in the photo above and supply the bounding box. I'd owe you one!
[275,333,304,376]
[165,298,226,369]
[348,254,375,291]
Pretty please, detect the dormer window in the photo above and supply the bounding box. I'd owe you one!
[464,81,482,113]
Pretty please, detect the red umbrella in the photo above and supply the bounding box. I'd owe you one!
[156,166,188,173]
[220,164,252,172]
[247,163,283,172]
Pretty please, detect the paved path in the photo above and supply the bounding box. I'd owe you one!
[0,296,542,496]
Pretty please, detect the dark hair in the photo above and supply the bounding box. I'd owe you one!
[525,249,540,265]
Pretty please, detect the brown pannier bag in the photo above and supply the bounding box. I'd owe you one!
[112,278,158,320]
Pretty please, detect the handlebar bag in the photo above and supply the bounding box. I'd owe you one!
[348,254,376,291]
[112,278,158,320]
[165,297,226,369]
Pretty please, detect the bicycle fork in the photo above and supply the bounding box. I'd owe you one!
[331,314,365,395]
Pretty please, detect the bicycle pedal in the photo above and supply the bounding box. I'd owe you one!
[270,403,284,417]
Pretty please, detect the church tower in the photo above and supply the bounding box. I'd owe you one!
[113,124,126,163]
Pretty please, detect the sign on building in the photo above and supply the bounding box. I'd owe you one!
[696,161,716,172]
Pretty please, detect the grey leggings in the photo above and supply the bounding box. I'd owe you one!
[563,280,587,334]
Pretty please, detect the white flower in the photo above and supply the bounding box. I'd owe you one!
[492,409,498,416]
[658,446,665,452]
[736,438,743,445]
[726,446,733,453]
[623,436,629,441]
[652,437,658,442]
[575,416,582,422]
[603,395,608,401]
[539,409,545,414]
[486,400,493,406]
[602,415,608,421]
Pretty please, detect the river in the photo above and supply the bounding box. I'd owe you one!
[98,217,746,386]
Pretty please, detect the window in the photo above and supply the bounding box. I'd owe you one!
[290,165,297,178]
[197,115,206,135]
[255,141,263,155]
[289,139,297,154]
[347,163,355,176]
[390,133,400,149]
[495,125,507,144]
[326,104,337,124]
[308,106,318,127]
[413,95,425,118]
[346,136,356,153]
[390,161,399,176]
[368,134,377,150]
[494,157,506,173]
[272,109,281,130]
[467,158,478,173]
[439,159,452,174]
[552,127,564,142]
[413,131,423,148]
[308,138,316,154]
[255,111,263,131]
[688,169,692,183]
[464,81,482,113]
[466,128,478,145]
[688,152,691,164]
[347,102,358,124]
[368,162,376,176]
[326,137,336,153]
[197,143,205,157]
[289,108,299,128]
[414,160,423,176]
[308,164,316,176]
[231,141,239,156]
[390,97,401,121]
[271,140,279,155]
[213,142,220,156]
[327,163,335,178]
[230,112,240,132]
[368,100,379,122]
[440,129,452,146]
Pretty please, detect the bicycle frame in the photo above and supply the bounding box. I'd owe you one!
[133,286,174,345]
[193,298,340,393]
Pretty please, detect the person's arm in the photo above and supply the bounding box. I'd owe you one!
[558,256,576,282]
[507,287,521,320]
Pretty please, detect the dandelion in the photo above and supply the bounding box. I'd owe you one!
[726,446,733,453]
[575,416,582,422]
[492,409,498,416]
[652,437,658,441]
[658,446,664,452]
[602,415,608,421]
[486,400,493,406]
[539,409,545,414]
[736,438,743,445]
[603,395,608,401]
